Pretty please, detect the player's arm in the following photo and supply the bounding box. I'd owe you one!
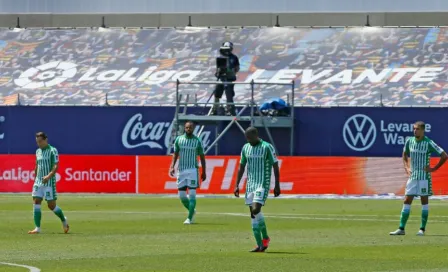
[197,139,206,181]
[169,138,180,176]
[44,149,59,183]
[426,140,448,173]
[403,138,411,176]
[268,145,281,197]
[234,148,247,197]
[34,160,37,179]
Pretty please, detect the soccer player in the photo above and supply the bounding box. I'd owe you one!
[169,121,206,225]
[390,121,447,236]
[29,132,69,234]
[234,127,280,252]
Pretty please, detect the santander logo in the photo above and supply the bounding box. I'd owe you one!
[121,113,211,150]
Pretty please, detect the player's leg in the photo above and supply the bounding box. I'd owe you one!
[177,169,190,209]
[245,191,262,252]
[178,187,189,211]
[418,195,429,235]
[184,170,199,224]
[29,185,43,234]
[46,187,69,233]
[390,179,415,235]
[417,179,431,235]
[252,187,270,251]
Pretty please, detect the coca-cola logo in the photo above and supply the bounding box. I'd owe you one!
[122,113,211,150]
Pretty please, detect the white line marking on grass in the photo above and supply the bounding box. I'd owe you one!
[0,262,41,272]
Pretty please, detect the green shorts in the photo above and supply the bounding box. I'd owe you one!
[32,184,58,201]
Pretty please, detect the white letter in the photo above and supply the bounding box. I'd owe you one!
[301,69,333,84]
[200,159,225,190]
[79,68,98,81]
[409,68,444,82]
[119,68,140,81]
[97,70,126,81]
[137,66,157,82]
[322,70,353,84]
[171,70,201,82]
[389,68,418,82]
[145,70,176,85]
[245,69,266,83]
[352,69,391,84]
[268,69,302,84]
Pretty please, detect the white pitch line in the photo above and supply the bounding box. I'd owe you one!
[0,262,41,272]
[10,210,446,223]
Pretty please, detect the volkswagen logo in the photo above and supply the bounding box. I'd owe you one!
[343,114,376,152]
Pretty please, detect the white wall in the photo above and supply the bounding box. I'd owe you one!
[1,0,447,13]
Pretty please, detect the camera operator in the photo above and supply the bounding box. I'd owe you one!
[212,42,240,116]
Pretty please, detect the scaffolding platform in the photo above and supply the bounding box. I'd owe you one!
[177,114,293,128]
[168,80,295,155]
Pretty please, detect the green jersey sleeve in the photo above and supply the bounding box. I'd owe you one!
[240,145,247,165]
[51,147,59,165]
[196,137,204,155]
[266,144,279,164]
[174,137,180,153]
[428,139,444,155]
[403,138,410,156]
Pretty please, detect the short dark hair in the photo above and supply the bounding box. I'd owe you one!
[185,121,196,127]
[245,126,258,136]
[414,121,425,130]
[35,132,48,140]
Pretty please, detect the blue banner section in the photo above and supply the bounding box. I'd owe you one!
[296,107,448,157]
[0,106,447,157]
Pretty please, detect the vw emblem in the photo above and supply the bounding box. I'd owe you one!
[343,114,376,152]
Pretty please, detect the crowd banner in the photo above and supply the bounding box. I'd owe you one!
[0,28,446,107]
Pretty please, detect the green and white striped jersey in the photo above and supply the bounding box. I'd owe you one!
[240,140,278,193]
[174,134,204,171]
[35,145,59,187]
[404,136,444,181]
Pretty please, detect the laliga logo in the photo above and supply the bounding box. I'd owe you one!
[343,114,377,152]
[14,61,77,89]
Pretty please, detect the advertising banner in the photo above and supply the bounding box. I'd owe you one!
[0,28,446,107]
[0,155,136,193]
[295,107,448,157]
[137,156,448,195]
[2,154,448,195]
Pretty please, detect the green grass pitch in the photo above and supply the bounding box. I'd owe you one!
[1,195,448,272]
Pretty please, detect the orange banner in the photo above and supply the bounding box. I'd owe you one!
[138,156,448,195]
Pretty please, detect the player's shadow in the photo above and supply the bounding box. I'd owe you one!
[266,251,307,255]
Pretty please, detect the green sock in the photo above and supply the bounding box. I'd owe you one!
[399,205,411,229]
[421,206,429,230]
[33,204,41,228]
[180,197,190,210]
[256,213,269,239]
[251,219,263,247]
[188,196,196,220]
[52,206,66,222]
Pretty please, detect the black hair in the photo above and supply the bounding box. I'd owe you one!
[35,132,48,140]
